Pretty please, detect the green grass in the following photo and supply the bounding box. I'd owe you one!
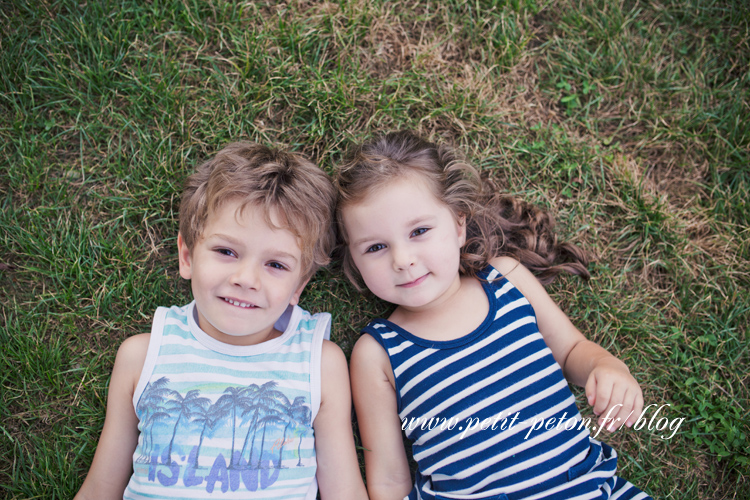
[1,0,748,498]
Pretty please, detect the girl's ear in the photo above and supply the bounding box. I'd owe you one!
[177,232,193,280]
[457,213,467,247]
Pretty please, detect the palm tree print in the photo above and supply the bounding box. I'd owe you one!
[276,396,309,468]
[133,378,314,478]
[295,405,312,467]
[237,383,261,466]
[135,377,171,463]
[255,407,285,468]
[189,397,229,468]
[165,389,210,465]
[241,381,284,467]
[138,405,171,463]
[214,386,251,468]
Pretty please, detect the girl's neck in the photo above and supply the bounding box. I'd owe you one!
[387,275,489,342]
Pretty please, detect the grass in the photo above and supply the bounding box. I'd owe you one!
[1,0,748,497]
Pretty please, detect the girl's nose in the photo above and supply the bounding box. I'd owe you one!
[391,246,415,272]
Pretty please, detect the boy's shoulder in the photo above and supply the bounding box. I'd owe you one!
[113,333,151,398]
[279,305,332,342]
[118,332,150,359]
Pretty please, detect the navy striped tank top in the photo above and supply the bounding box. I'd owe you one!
[363,266,650,500]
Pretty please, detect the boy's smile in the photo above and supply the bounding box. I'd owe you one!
[178,199,307,346]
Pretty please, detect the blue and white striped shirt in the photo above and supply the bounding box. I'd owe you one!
[364,266,650,500]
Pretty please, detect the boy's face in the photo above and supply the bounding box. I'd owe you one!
[178,200,308,345]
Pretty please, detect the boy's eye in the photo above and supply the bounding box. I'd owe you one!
[216,248,236,257]
[411,227,429,237]
[365,243,386,254]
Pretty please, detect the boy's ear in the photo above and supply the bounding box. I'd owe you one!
[289,278,310,306]
[177,232,192,280]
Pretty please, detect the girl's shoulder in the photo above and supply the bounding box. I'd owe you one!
[488,256,545,302]
[488,255,523,277]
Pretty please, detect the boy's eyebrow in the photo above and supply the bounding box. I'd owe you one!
[208,233,300,262]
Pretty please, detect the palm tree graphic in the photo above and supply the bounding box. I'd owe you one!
[136,377,171,463]
[134,376,314,475]
[165,389,210,466]
[295,405,312,467]
[214,386,251,468]
[275,395,310,468]
[190,397,230,468]
[241,381,283,467]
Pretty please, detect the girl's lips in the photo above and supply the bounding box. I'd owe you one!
[398,273,428,288]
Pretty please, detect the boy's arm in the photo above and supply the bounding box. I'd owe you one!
[313,339,369,500]
[75,333,149,500]
[349,334,413,500]
[492,256,644,431]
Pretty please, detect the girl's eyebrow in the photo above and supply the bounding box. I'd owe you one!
[405,215,434,227]
[350,235,376,247]
[350,215,436,247]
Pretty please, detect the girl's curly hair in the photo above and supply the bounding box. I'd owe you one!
[334,130,589,289]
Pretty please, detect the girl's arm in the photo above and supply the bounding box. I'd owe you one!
[313,340,369,499]
[492,256,644,431]
[75,333,149,500]
[350,334,413,500]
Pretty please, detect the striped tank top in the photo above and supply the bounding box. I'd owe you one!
[364,266,650,500]
[125,301,329,500]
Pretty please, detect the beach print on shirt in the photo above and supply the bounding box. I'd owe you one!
[132,376,313,494]
[124,302,327,499]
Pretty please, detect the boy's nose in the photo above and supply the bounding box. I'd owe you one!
[232,263,261,289]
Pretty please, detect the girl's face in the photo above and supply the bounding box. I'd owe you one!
[342,175,466,313]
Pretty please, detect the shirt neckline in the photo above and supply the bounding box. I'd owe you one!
[186,301,302,356]
[371,266,506,349]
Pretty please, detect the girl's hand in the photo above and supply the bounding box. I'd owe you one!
[491,256,645,434]
[585,357,644,431]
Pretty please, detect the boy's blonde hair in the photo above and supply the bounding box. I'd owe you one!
[180,142,335,281]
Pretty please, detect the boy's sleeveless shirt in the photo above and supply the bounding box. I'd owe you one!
[125,301,329,500]
[363,266,650,500]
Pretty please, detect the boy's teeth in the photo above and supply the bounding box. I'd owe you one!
[225,298,252,308]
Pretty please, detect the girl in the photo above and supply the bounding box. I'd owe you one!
[335,131,651,500]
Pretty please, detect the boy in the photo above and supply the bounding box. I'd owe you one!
[76,143,368,499]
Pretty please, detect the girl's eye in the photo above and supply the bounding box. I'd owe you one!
[411,227,429,237]
[268,262,288,271]
[365,243,386,254]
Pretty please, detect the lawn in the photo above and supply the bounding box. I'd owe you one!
[1,0,748,498]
